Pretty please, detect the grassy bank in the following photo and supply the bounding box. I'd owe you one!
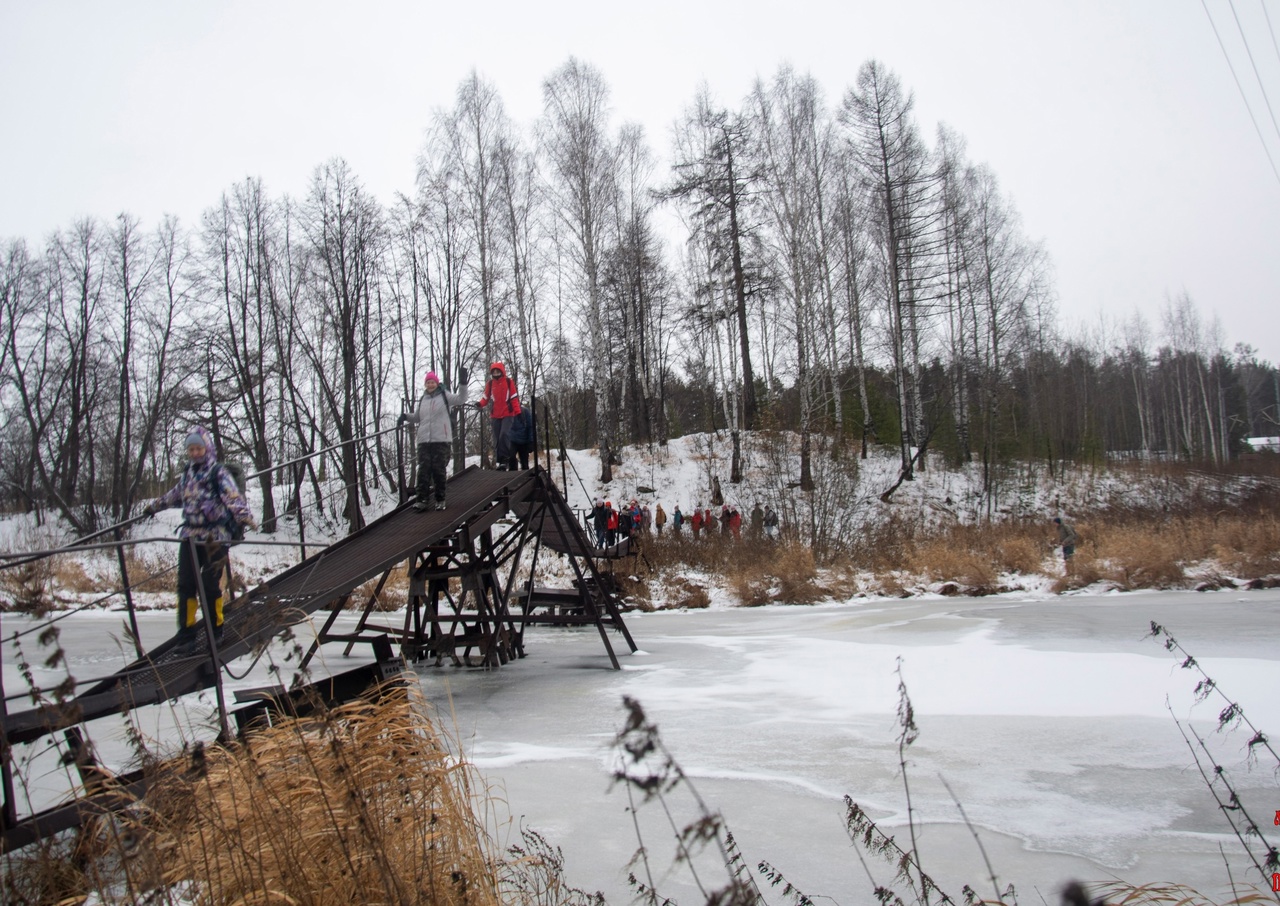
[630,505,1280,608]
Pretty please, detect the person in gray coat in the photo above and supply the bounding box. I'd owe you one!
[1054,516,1080,571]
[400,369,468,511]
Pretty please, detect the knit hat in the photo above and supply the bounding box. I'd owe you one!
[183,426,216,466]
[425,371,440,383]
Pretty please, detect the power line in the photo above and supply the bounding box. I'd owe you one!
[1227,0,1280,142]
[1201,0,1280,188]
[1260,0,1280,71]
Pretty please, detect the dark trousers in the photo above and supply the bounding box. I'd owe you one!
[513,443,532,470]
[417,442,450,501]
[177,538,226,632]
[491,417,514,467]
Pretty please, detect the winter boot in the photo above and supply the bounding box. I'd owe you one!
[181,597,199,633]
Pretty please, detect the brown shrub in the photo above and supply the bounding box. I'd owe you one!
[1204,516,1280,577]
[820,564,863,600]
[639,491,1280,600]
[849,512,922,572]
[122,549,176,594]
[1051,553,1105,593]
[615,569,651,608]
[641,532,726,574]
[726,541,821,606]
[352,566,411,612]
[728,571,771,607]
[1094,530,1186,590]
[125,681,502,905]
[769,542,821,603]
[873,573,913,598]
[906,540,997,587]
[53,558,98,594]
[6,681,536,905]
[665,576,711,609]
[0,558,56,615]
[994,536,1050,576]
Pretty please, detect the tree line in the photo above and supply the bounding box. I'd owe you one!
[2,58,1276,535]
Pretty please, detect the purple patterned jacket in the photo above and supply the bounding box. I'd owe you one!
[151,426,253,542]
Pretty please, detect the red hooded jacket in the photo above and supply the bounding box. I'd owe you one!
[477,362,521,418]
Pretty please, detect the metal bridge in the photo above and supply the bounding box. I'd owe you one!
[0,464,637,851]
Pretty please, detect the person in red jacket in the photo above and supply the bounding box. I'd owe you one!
[476,362,522,470]
[605,502,619,546]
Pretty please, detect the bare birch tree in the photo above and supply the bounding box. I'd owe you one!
[840,61,940,486]
[540,57,618,480]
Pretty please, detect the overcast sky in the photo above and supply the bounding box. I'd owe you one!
[3,1,1278,363]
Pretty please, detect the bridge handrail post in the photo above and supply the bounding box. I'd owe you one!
[396,401,409,505]
[0,649,17,830]
[189,536,231,741]
[112,527,144,660]
[294,461,308,561]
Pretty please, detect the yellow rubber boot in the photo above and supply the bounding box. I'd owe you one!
[213,597,224,628]
[182,597,200,630]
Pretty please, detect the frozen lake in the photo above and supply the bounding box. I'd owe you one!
[4,588,1279,902]
[414,589,1280,902]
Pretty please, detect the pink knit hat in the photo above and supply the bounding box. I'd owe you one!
[424,371,440,383]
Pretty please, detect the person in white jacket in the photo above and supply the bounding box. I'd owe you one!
[400,369,468,511]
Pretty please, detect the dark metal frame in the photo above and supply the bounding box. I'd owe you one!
[1,458,638,852]
[326,468,637,670]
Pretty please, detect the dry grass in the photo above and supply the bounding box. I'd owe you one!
[726,541,823,606]
[828,510,1280,595]
[557,481,1279,603]
[352,565,411,611]
[905,539,998,587]
[2,678,601,906]
[1199,516,1280,576]
[663,576,711,609]
[994,536,1048,575]
[0,558,56,614]
[1090,529,1185,590]
[613,567,652,608]
[6,677,601,905]
[1089,879,1278,906]
[125,681,500,905]
[52,557,97,593]
[638,533,827,607]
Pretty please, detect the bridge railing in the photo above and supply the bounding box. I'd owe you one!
[0,425,410,835]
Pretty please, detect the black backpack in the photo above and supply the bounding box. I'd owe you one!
[211,462,250,540]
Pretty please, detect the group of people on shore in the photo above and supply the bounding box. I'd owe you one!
[589,499,780,547]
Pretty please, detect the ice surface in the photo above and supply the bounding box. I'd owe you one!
[415,590,1280,901]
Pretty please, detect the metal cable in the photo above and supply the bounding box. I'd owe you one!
[1203,0,1280,187]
